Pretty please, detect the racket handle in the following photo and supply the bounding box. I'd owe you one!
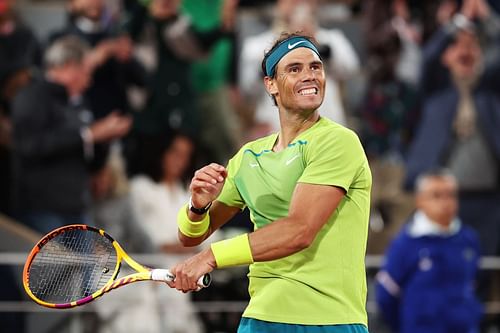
[151,269,211,289]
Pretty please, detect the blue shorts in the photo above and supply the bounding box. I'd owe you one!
[237,318,369,333]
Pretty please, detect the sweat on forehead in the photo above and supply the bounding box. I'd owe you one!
[264,36,321,77]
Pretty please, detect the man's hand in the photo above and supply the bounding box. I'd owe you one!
[437,0,458,25]
[462,0,491,20]
[189,163,227,210]
[474,0,491,19]
[84,40,115,72]
[89,111,132,143]
[113,35,134,62]
[166,248,216,292]
[221,0,239,31]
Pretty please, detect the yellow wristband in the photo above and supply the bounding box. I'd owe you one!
[211,233,254,268]
[177,204,210,237]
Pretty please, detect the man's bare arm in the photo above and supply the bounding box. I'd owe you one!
[178,201,241,246]
[249,182,345,261]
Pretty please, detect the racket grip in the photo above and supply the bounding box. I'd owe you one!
[151,269,211,289]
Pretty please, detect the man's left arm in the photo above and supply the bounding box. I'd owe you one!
[168,182,345,292]
[248,183,344,261]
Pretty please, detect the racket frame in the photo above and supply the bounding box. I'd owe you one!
[23,224,209,309]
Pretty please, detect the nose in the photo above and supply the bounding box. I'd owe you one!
[301,67,317,81]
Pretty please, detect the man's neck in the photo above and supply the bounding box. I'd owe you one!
[274,109,319,151]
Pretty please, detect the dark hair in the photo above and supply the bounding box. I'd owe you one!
[260,32,318,106]
[139,130,196,184]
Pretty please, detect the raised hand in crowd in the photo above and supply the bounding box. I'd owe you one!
[221,0,239,32]
[462,0,491,20]
[89,111,132,143]
[84,39,116,72]
[84,35,135,71]
[112,34,134,63]
[436,0,459,25]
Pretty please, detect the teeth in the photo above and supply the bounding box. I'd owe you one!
[299,88,317,95]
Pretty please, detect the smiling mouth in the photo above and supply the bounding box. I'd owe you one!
[298,88,318,96]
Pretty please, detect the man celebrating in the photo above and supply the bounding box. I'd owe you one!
[169,33,372,333]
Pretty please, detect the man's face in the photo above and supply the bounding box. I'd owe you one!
[265,47,325,113]
[416,176,458,227]
[442,30,482,79]
[150,0,180,19]
[71,0,104,21]
[162,136,193,181]
[64,60,91,95]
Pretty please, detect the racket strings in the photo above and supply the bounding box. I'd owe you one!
[28,229,118,304]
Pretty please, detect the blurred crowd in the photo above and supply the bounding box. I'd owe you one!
[1,0,500,331]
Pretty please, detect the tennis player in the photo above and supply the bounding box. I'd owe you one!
[169,32,372,333]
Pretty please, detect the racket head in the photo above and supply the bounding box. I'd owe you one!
[23,224,121,308]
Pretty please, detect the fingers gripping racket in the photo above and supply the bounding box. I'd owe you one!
[23,224,211,309]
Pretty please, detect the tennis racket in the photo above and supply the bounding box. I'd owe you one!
[23,224,211,309]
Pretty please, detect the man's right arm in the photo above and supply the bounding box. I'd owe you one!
[178,163,241,247]
[419,24,455,95]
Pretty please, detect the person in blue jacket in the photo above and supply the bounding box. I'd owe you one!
[403,0,500,259]
[376,169,483,333]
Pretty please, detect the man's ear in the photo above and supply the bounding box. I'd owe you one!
[264,76,278,96]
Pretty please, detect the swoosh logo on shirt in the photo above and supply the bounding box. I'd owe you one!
[285,154,300,165]
[249,163,259,168]
[288,41,306,49]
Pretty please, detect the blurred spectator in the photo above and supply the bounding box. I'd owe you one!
[376,169,483,333]
[11,36,131,234]
[90,147,151,253]
[50,0,146,120]
[360,0,422,253]
[0,0,40,108]
[123,0,237,175]
[0,0,41,215]
[239,0,360,137]
[130,132,197,252]
[181,0,241,164]
[129,131,204,333]
[90,148,165,333]
[363,0,422,88]
[404,0,500,260]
